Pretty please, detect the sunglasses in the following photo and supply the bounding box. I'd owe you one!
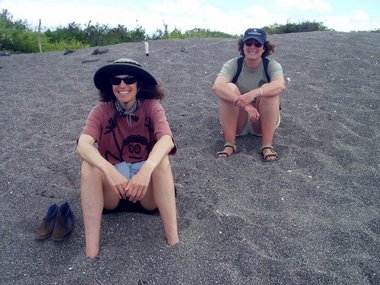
[110,76,137,85]
[244,41,262,48]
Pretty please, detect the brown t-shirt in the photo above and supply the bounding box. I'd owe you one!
[81,99,176,165]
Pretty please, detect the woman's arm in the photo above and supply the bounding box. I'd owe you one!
[76,134,112,172]
[236,76,286,107]
[143,134,174,173]
[212,75,240,103]
[76,134,128,199]
[260,76,286,97]
[125,134,174,202]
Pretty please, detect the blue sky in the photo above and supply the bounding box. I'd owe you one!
[1,0,379,34]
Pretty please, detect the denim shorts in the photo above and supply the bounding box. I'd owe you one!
[102,161,159,215]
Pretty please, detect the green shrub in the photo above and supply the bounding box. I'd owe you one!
[264,20,332,34]
[168,27,185,39]
[11,29,40,53]
[184,28,236,38]
[40,37,89,52]
[1,9,360,54]
[147,26,236,40]
[0,9,31,51]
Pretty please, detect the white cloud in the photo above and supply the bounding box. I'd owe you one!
[2,0,379,34]
[348,9,380,31]
[2,0,271,35]
[239,6,289,29]
[245,5,269,18]
[275,0,331,11]
[146,0,221,32]
[323,9,378,32]
[351,9,370,22]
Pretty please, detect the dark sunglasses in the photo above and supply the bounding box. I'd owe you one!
[244,40,262,48]
[110,76,137,85]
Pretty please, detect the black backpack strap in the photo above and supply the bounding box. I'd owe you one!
[231,56,244,84]
[262,57,271,83]
[232,56,270,84]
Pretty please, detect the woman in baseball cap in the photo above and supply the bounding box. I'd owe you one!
[212,28,286,161]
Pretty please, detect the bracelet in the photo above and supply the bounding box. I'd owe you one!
[259,87,264,96]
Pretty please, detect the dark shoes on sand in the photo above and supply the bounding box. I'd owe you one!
[35,202,74,241]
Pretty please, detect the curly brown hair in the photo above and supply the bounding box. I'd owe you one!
[98,83,165,102]
[237,38,276,58]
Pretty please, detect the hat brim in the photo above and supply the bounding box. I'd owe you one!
[94,63,157,91]
[244,36,265,45]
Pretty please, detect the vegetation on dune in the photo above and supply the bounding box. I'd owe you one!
[0,9,377,54]
[0,9,237,53]
[263,20,331,34]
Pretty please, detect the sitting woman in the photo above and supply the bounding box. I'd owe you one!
[76,58,179,258]
[212,28,286,161]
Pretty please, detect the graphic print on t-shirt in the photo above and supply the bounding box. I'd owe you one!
[103,114,150,163]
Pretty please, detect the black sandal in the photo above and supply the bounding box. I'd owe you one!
[216,143,237,157]
[261,145,279,162]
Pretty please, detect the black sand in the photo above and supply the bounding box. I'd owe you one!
[0,31,379,284]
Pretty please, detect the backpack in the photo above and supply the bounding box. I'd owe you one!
[231,56,270,84]
[232,56,281,110]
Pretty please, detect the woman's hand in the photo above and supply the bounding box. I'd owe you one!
[235,97,248,108]
[125,162,153,203]
[244,104,260,123]
[104,166,129,200]
[235,92,254,108]
[123,135,172,203]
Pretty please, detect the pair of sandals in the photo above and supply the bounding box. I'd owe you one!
[216,143,278,162]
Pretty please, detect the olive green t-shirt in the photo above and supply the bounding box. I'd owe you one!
[218,57,283,94]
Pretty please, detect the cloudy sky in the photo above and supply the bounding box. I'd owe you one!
[1,0,379,35]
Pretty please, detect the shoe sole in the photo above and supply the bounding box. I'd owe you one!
[52,231,72,242]
[35,233,52,241]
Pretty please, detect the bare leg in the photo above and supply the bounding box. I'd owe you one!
[140,156,179,245]
[218,83,247,156]
[253,95,280,159]
[80,161,119,258]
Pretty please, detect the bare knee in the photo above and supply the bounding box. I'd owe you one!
[140,158,173,210]
[80,161,104,187]
[81,161,101,175]
[227,83,240,94]
[152,156,171,178]
[258,94,280,106]
[257,95,280,114]
[151,156,174,194]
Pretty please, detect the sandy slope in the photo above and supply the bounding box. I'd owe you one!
[0,31,379,284]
